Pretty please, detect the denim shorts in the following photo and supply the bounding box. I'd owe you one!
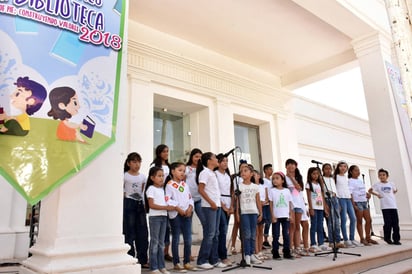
[355,201,369,211]
[293,207,304,214]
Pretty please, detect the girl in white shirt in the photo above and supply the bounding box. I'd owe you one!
[185,148,204,224]
[196,152,223,269]
[165,162,195,271]
[123,152,148,266]
[306,167,329,252]
[348,165,377,246]
[236,164,262,265]
[145,167,176,274]
[333,161,360,248]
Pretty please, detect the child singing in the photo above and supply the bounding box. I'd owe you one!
[269,171,294,260]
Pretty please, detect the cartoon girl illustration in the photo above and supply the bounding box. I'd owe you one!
[0,76,47,136]
[47,86,87,143]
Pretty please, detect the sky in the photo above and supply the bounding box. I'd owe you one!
[293,67,369,120]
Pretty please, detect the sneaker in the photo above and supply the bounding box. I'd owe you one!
[385,239,394,245]
[335,242,346,248]
[196,263,213,270]
[222,259,233,266]
[151,270,161,274]
[251,254,262,264]
[394,241,402,245]
[283,253,295,260]
[309,245,321,253]
[320,244,331,251]
[272,252,282,260]
[351,240,364,247]
[173,264,187,273]
[262,241,271,249]
[184,263,195,271]
[160,268,170,274]
[214,262,227,268]
[245,255,251,265]
[344,240,354,248]
[368,239,379,245]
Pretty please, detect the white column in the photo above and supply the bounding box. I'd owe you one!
[0,178,29,260]
[214,98,235,153]
[352,32,412,238]
[128,74,154,174]
[275,110,300,170]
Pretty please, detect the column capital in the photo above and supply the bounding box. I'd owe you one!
[351,32,393,59]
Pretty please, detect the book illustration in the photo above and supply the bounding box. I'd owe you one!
[15,17,38,34]
[50,31,85,66]
[80,115,96,138]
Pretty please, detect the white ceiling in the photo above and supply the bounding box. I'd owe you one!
[129,0,375,86]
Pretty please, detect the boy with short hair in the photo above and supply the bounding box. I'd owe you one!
[368,169,401,245]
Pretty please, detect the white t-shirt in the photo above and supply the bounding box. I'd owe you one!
[185,166,200,202]
[371,181,398,209]
[323,176,337,197]
[306,182,324,210]
[348,178,367,202]
[263,177,272,190]
[146,185,168,216]
[239,182,259,215]
[199,167,221,207]
[215,170,232,209]
[269,188,292,218]
[335,174,351,199]
[258,184,267,202]
[165,180,194,219]
[285,176,306,209]
[123,172,146,200]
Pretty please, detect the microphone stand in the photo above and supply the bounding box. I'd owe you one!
[222,147,272,272]
[362,174,383,239]
[312,162,361,261]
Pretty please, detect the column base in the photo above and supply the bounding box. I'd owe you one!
[19,235,140,274]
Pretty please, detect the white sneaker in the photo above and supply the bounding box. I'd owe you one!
[245,255,251,265]
[251,254,262,264]
[214,262,227,268]
[351,240,364,247]
[160,268,170,274]
[196,263,214,269]
[344,240,354,248]
[320,244,331,251]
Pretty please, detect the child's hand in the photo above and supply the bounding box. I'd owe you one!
[366,192,371,199]
[167,205,176,211]
[210,202,218,210]
[80,124,88,131]
[185,207,193,217]
[309,208,314,216]
[272,216,276,223]
[257,214,263,223]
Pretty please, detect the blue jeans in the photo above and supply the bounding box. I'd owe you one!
[149,216,167,271]
[170,215,192,265]
[218,210,229,260]
[339,198,356,241]
[326,196,341,243]
[197,207,221,265]
[272,218,290,254]
[240,213,258,256]
[262,205,271,237]
[310,209,325,246]
[123,198,148,264]
[194,200,206,226]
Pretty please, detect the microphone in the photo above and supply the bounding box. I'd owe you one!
[224,146,239,157]
[311,160,323,165]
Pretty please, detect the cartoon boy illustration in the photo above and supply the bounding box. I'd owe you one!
[0,76,47,136]
[47,86,87,143]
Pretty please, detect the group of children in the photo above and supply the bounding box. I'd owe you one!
[123,146,401,274]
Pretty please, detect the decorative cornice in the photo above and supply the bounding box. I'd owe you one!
[127,41,291,115]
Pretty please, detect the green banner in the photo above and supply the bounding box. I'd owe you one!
[0,0,126,205]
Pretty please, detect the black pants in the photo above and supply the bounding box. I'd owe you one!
[382,209,400,243]
[123,198,149,264]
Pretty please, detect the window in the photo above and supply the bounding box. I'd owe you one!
[154,109,190,162]
[234,122,261,170]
